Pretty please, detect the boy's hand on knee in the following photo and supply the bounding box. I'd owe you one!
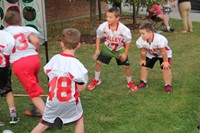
[161,62,171,69]
[140,60,146,66]
[92,49,100,60]
[119,53,127,62]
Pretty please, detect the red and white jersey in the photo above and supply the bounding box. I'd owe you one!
[97,21,132,51]
[4,26,39,63]
[43,53,88,124]
[136,33,172,59]
[0,30,15,67]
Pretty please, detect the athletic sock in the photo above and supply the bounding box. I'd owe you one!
[127,76,132,83]
[95,71,100,81]
[9,107,16,117]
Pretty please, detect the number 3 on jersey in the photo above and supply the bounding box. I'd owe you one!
[48,77,72,102]
[14,33,29,50]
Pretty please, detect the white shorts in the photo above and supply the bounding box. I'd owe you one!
[42,98,83,125]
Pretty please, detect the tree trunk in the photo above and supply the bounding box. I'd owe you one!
[98,0,102,21]
[132,1,136,24]
[90,0,96,35]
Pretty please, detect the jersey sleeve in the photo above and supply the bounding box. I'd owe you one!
[96,22,106,38]
[43,55,58,79]
[136,37,144,49]
[70,61,88,84]
[122,26,132,44]
[26,26,45,44]
[2,32,15,56]
[158,36,168,48]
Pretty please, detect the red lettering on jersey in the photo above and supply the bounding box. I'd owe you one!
[14,33,29,51]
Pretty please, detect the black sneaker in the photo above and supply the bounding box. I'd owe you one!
[10,116,19,124]
[137,80,148,89]
[25,106,42,117]
[165,85,173,93]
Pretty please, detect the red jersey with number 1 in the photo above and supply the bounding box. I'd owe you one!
[43,53,88,124]
[4,26,39,64]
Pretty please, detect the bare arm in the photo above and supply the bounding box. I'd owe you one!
[28,33,39,51]
[140,48,146,66]
[160,48,170,69]
[93,37,101,60]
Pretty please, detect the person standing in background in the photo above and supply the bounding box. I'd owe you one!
[178,0,193,33]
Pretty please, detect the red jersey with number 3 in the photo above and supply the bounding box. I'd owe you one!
[0,30,15,67]
[42,53,88,124]
[4,26,39,63]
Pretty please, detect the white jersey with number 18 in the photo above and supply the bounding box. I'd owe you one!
[43,53,88,124]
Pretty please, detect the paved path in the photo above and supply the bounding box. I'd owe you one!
[121,4,200,22]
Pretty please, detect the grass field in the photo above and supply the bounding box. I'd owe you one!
[0,17,200,133]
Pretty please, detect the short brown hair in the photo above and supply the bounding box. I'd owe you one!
[61,28,81,49]
[139,22,154,32]
[107,7,120,17]
[4,11,21,25]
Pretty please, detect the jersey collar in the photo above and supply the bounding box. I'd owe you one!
[60,52,75,58]
[108,22,119,31]
[146,33,154,44]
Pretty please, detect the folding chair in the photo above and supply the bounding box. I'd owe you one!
[146,9,164,32]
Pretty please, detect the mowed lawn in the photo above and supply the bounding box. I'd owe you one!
[0,17,200,133]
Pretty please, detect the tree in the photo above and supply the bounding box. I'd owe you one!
[89,0,96,35]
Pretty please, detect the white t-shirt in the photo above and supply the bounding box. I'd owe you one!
[4,26,39,63]
[97,21,132,51]
[43,53,88,124]
[136,33,172,59]
[0,30,15,67]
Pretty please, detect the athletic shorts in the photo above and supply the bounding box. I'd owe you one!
[12,55,43,99]
[143,57,172,69]
[97,45,130,66]
[0,67,12,96]
[41,98,83,126]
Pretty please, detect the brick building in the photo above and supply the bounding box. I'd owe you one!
[45,0,108,22]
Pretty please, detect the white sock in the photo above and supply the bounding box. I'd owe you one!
[127,76,132,83]
[95,71,100,80]
[9,107,16,117]
[167,26,170,30]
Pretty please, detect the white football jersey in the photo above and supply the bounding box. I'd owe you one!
[0,30,15,67]
[43,53,88,124]
[4,26,39,63]
[136,33,172,59]
[97,21,132,51]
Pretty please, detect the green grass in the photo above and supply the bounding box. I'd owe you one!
[0,17,200,133]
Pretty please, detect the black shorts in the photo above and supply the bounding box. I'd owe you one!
[143,57,172,69]
[97,50,130,66]
[0,67,12,96]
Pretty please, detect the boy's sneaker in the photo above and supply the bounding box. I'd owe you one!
[165,85,172,93]
[25,106,42,117]
[137,80,148,89]
[10,116,19,124]
[88,79,101,90]
[127,81,138,91]
[0,121,5,126]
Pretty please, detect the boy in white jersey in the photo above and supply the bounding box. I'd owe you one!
[136,23,173,93]
[31,28,88,133]
[4,11,45,115]
[0,30,19,124]
[88,7,137,91]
